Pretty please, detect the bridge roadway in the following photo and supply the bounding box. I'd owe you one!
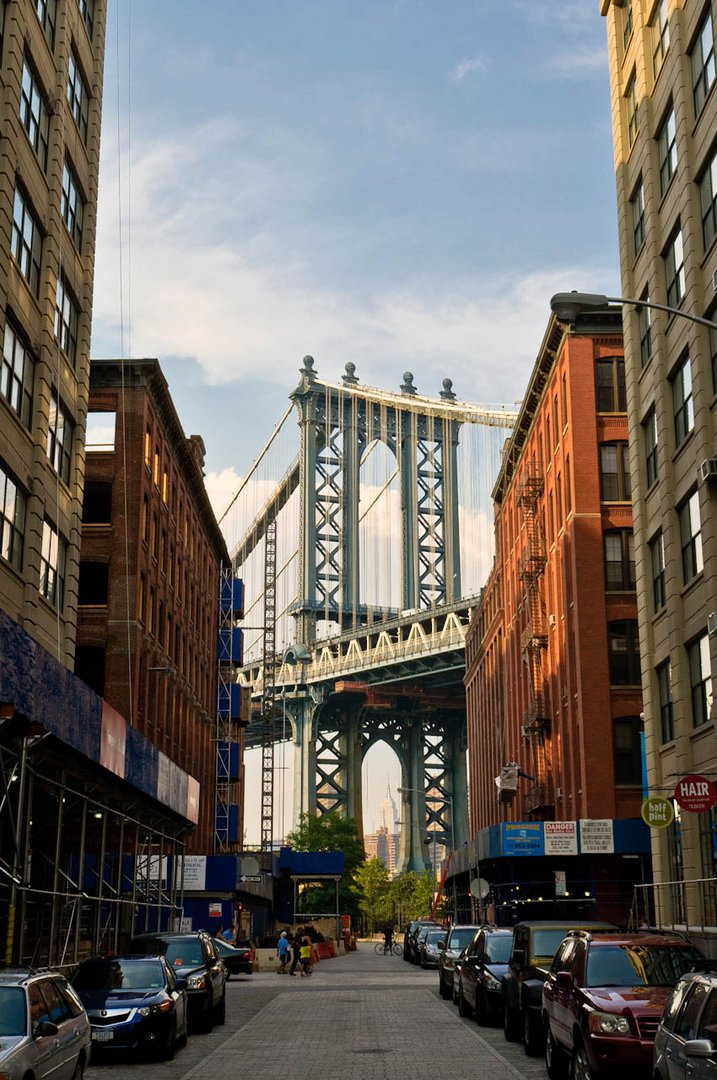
[86,943,545,1080]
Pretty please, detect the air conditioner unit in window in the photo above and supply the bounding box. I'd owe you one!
[548,614,556,627]
[556,787,563,799]
[520,724,532,739]
[699,458,717,482]
[708,612,717,636]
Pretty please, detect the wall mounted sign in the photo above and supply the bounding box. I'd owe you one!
[674,775,717,814]
[641,797,674,828]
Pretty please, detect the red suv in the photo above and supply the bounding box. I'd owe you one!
[542,930,701,1080]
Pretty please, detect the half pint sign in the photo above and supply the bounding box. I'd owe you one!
[674,775,717,814]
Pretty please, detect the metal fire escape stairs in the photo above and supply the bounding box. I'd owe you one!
[517,463,553,816]
[260,518,278,851]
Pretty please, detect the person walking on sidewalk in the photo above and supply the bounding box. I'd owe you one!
[300,935,312,976]
[289,933,301,976]
[277,931,290,974]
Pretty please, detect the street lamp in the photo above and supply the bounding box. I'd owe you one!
[550,291,717,332]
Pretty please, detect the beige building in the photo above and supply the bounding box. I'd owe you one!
[0,1,107,665]
[601,0,717,928]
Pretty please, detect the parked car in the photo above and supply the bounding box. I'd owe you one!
[212,936,253,977]
[419,927,447,969]
[654,966,717,1080]
[72,954,188,1060]
[456,926,513,1023]
[0,966,91,1080]
[502,919,617,1056]
[542,930,702,1078]
[413,923,441,965]
[438,924,481,999]
[404,920,439,964]
[128,930,226,1033]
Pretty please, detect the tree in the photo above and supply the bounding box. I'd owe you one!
[388,870,435,927]
[355,857,392,932]
[286,812,366,920]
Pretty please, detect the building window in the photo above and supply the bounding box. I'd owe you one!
[657,660,674,743]
[631,180,645,254]
[691,8,716,117]
[699,148,717,252]
[613,716,643,785]
[148,587,155,635]
[626,72,638,147]
[138,572,145,623]
[82,480,112,524]
[638,295,652,368]
[74,644,105,696]
[565,455,572,512]
[66,49,89,142]
[54,276,79,364]
[665,227,686,308]
[39,518,66,609]
[679,490,703,584]
[596,356,626,412]
[556,471,563,524]
[35,0,56,50]
[46,389,72,483]
[141,495,148,543]
[644,408,658,487]
[162,466,169,504]
[11,188,42,295]
[0,461,25,570]
[144,425,152,467]
[671,356,694,446]
[689,633,713,727]
[20,59,49,170]
[61,160,84,250]
[85,410,116,451]
[650,531,666,611]
[623,0,633,50]
[600,442,631,501]
[605,529,636,591]
[153,448,160,487]
[712,325,717,394]
[608,620,641,686]
[1,321,33,427]
[78,0,93,38]
[651,0,670,77]
[657,104,677,195]
[77,561,108,605]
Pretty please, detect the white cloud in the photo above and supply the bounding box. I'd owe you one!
[549,44,608,76]
[450,54,489,81]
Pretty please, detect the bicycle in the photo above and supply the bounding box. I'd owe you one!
[374,941,403,956]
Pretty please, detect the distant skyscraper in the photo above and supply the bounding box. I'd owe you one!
[377,784,398,832]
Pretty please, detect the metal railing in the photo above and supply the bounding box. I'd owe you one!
[630,877,717,936]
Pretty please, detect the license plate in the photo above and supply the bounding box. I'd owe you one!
[92,1030,114,1042]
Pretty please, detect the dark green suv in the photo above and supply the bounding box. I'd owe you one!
[502,920,616,1056]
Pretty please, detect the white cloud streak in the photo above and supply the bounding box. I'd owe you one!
[450,54,489,81]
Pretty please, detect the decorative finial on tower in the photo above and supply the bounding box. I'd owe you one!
[297,355,317,391]
[401,371,417,395]
[440,378,456,401]
[342,361,359,386]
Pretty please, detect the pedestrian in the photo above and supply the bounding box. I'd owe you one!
[222,924,236,944]
[276,930,290,973]
[289,932,301,975]
[300,935,312,976]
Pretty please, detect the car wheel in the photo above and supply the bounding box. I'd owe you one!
[439,975,452,1000]
[159,1021,176,1061]
[458,985,472,1017]
[572,1041,596,1080]
[523,1007,545,1057]
[475,988,489,1026]
[503,1003,522,1042]
[545,1027,569,1080]
[213,991,226,1026]
[197,995,214,1034]
[71,1056,85,1080]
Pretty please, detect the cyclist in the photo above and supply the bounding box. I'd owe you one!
[383,927,394,954]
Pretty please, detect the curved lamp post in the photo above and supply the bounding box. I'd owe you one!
[550,291,717,332]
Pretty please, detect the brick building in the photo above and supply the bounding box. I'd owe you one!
[456,311,650,924]
[75,358,235,853]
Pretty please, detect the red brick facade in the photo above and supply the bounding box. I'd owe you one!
[466,313,643,834]
[75,360,233,853]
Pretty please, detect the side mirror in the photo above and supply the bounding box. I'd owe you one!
[438,940,447,950]
[685,1040,717,1059]
[555,971,574,990]
[174,978,188,992]
[34,1021,59,1038]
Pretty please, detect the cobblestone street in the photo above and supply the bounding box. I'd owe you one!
[86,943,548,1080]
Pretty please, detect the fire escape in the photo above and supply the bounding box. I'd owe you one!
[518,463,553,816]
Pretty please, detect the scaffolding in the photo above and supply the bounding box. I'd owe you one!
[260,518,278,851]
[215,566,245,851]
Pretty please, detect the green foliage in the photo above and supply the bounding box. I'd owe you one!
[286,812,366,920]
[353,864,437,932]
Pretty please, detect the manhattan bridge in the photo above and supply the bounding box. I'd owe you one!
[220,357,517,872]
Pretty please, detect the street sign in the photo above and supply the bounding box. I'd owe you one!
[674,775,717,814]
[239,874,262,883]
[554,870,566,897]
[641,796,674,828]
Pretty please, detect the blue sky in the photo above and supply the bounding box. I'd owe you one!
[92,2,620,840]
[93,0,620,515]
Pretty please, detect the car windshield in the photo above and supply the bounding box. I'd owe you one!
[0,987,26,1035]
[486,936,513,963]
[165,940,204,967]
[73,960,165,991]
[426,930,445,944]
[448,928,477,950]
[533,930,576,959]
[585,945,702,988]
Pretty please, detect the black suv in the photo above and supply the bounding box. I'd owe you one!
[128,930,226,1033]
[502,920,616,1056]
[403,920,439,964]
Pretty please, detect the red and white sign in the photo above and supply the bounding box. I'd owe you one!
[674,775,717,813]
[544,820,578,855]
